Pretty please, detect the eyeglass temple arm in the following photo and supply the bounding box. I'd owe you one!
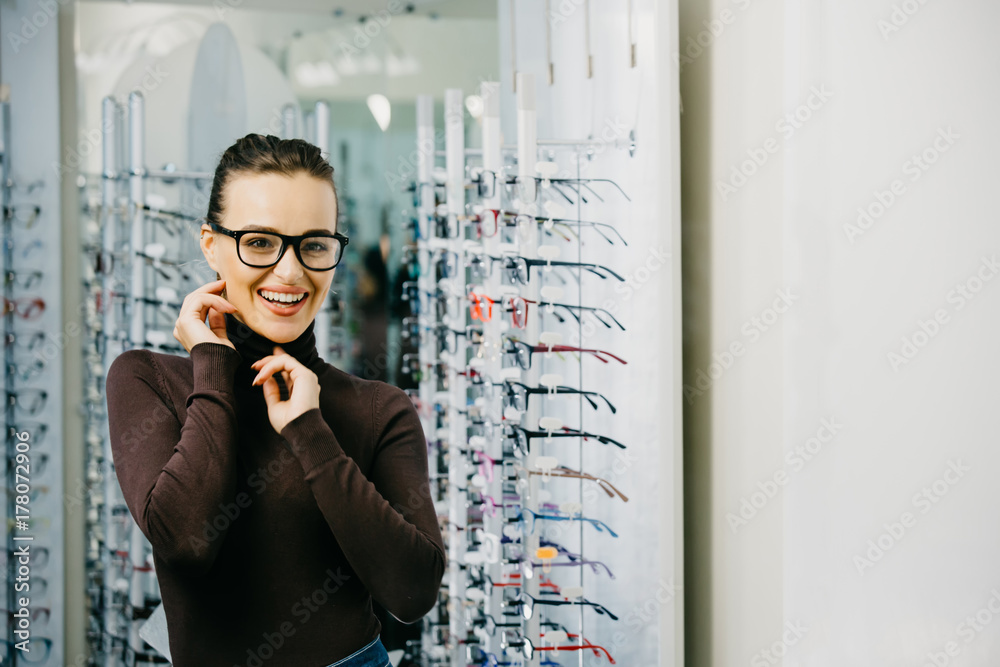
[544,222,576,242]
[548,179,595,205]
[535,470,616,498]
[547,301,624,330]
[544,180,577,205]
[538,344,626,366]
[525,258,625,281]
[551,177,631,202]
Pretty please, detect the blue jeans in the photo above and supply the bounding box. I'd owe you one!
[323,636,392,667]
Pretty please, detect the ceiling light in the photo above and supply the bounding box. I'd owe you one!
[465,94,484,120]
[366,94,391,132]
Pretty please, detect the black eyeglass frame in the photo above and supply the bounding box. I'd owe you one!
[206,221,349,271]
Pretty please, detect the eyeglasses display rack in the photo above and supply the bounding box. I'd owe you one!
[2,85,68,664]
[79,93,353,666]
[401,72,632,667]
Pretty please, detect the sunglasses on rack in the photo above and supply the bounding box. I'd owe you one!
[7,423,48,448]
[3,296,45,320]
[6,388,49,416]
[523,463,629,501]
[478,208,628,246]
[0,637,52,664]
[503,337,627,369]
[433,323,485,355]
[4,204,42,228]
[468,612,522,638]
[504,590,619,621]
[468,252,625,285]
[503,551,616,580]
[4,270,44,290]
[498,379,617,414]
[5,330,47,353]
[502,423,626,458]
[470,168,498,200]
[469,291,625,331]
[505,506,618,538]
[500,629,617,664]
[504,174,631,205]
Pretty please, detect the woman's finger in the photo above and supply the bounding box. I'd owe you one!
[250,354,300,386]
[207,306,227,339]
[261,374,282,407]
[193,278,227,294]
[250,346,287,371]
[182,293,236,321]
[249,355,271,370]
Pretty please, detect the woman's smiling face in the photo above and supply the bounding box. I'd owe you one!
[201,171,338,344]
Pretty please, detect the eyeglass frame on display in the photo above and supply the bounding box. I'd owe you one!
[503,337,628,370]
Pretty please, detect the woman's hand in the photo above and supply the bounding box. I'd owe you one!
[250,345,321,434]
[173,279,239,353]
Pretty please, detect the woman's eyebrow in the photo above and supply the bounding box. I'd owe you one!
[239,224,336,235]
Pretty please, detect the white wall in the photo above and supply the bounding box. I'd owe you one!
[682,0,1000,665]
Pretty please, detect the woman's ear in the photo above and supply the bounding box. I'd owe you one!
[200,223,218,273]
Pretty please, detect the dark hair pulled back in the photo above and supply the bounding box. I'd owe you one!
[206,133,338,230]
[206,134,339,286]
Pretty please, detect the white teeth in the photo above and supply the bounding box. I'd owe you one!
[259,290,306,304]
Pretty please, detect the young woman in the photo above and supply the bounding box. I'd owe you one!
[106,134,445,667]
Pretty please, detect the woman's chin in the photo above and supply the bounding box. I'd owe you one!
[251,307,312,342]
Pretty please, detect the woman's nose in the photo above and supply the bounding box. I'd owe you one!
[272,243,305,281]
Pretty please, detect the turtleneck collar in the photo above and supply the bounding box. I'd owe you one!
[224,312,324,374]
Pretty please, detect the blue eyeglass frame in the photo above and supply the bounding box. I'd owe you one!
[509,507,619,538]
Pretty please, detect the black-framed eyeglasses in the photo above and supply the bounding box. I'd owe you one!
[503,175,631,205]
[502,423,626,458]
[502,380,617,414]
[471,168,497,199]
[467,252,625,285]
[507,591,619,621]
[206,221,349,271]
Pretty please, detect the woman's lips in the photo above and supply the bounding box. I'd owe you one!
[256,289,308,316]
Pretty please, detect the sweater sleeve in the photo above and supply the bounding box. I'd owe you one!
[279,382,446,623]
[105,342,244,576]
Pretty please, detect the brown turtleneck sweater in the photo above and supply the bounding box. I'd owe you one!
[105,313,445,666]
